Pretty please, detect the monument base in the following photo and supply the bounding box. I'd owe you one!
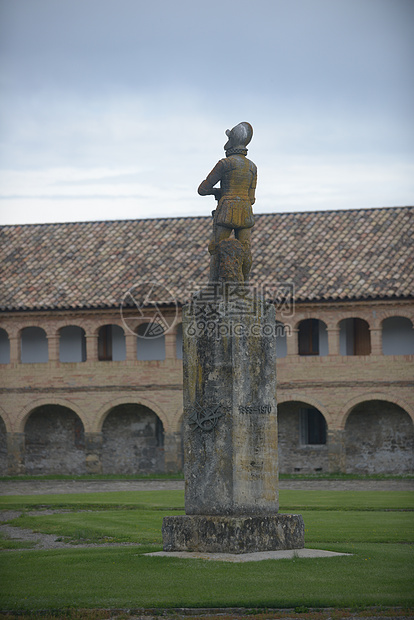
[162,514,305,554]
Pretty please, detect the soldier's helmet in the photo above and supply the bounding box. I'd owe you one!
[224,122,253,153]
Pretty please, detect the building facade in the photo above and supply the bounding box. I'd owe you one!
[1,207,413,475]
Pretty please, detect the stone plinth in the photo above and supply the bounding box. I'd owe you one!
[163,514,305,554]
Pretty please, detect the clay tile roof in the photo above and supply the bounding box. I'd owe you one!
[0,206,413,311]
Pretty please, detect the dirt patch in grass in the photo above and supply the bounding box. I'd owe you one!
[0,509,147,550]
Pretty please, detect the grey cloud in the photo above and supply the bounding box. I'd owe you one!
[0,0,413,224]
[2,0,413,111]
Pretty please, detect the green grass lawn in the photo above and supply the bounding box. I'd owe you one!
[0,489,184,510]
[6,506,413,545]
[1,488,413,510]
[1,544,413,610]
[7,508,169,544]
[0,472,185,481]
[0,488,413,611]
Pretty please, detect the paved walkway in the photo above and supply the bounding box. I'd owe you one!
[0,478,413,495]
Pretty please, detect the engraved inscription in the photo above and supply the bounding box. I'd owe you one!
[239,404,272,414]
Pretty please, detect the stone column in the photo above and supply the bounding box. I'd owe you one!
[183,298,278,516]
[47,335,60,362]
[328,429,345,473]
[7,432,25,475]
[85,432,103,474]
[327,328,340,356]
[85,334,98,361]
[9,336,19,365]
[370,327,382,356]
[164,330,176,360]
[286,327,299,357]
[125,333,137,361]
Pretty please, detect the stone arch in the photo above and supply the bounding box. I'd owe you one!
[100,402,166,474]
[343,398,414,474]
[378,309,414,323]
[381,314,414,327]
[293,313,332,327]
[278,394,331,423]
[170,409,184,435]
[175,410,184,427]
[0,405,12,433]
[277,398,329,474]
[340,392,414,429]
[93,320,125,336]
[334,312,374,329]
[95,396,169,433]
[16,397,88,433]
[24,404,87,475]
[53,319,88,333]
[17,322,43,336]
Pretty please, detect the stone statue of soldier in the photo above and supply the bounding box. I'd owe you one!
[198,122,257,283]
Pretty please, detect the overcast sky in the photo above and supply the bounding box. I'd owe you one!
[0,0,413,225]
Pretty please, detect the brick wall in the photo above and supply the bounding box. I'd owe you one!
[0,299,413,475]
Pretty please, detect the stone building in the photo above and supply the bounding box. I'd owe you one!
[0,206,413,475]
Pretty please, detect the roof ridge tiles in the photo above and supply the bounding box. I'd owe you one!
[0,204,413,230]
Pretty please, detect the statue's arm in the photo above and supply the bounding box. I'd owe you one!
[198,160,224,201]
[249,167,257,206]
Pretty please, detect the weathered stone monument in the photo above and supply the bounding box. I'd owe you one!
[162,123,304,554]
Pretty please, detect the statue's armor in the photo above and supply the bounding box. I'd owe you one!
[198,154,257,230]
[198,122,256,283]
